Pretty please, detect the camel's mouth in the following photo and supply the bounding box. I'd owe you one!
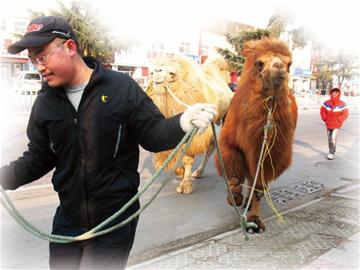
[272,76,284,87]
[153,80,165,85]
[271,72,287,89]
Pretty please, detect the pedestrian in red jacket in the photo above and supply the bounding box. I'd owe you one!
[320,87,349,160]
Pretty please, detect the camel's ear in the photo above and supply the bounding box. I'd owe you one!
[242,40,256,57]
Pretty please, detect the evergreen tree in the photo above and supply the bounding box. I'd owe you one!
[218,10,310,76]
[217,29,271,75]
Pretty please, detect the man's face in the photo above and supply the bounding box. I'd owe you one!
[27,38,76,88]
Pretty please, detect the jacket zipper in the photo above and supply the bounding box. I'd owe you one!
[70,100,90,228]
[113,124,122,158]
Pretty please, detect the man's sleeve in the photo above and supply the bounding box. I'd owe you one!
[126,79,185,153]
[0,100,57,190]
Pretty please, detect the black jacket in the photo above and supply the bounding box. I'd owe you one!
[1,57,185,228]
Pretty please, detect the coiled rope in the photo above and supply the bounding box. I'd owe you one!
[0,127,197,243]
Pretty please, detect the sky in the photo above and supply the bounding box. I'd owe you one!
[1,0,359,53]
[94,0,360,53]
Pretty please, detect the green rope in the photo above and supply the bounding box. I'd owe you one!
[159,86,251,240]
[210,97,276,239]
[0,127,197,243]
[210,122,249,241]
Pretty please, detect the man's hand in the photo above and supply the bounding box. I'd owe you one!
[180,103,217,134]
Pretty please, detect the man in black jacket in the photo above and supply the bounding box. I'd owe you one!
[1,16,216,270]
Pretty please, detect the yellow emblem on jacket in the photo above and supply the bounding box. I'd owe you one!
[101,95,108,103]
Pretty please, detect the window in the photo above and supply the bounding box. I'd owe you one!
[1,19,6,32]
[151,42,165,51]
[200,45,209,56]
[14,20,27,33]
[179,42,190,54]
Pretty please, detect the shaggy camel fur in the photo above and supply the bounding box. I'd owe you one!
[147,54,233,194]
[215,38,298,232]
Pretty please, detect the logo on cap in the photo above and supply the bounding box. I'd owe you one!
[26,24,43,33]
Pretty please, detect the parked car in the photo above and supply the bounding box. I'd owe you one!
[15,71,42,95]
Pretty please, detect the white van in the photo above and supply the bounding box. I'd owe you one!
[15,71,42,95]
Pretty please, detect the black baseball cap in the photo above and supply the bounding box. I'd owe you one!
[7,16,78,54]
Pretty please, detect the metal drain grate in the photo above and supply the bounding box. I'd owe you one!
[270,189,302,204]
[294,180,323,194]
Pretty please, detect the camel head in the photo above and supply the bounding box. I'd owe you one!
[149,55,202,95]
[242,38,292,97]
[149,64,176,85]
[149,57,179,95]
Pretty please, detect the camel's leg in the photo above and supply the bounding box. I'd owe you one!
[176,155,194,194]
[215,143,248,207]
[192,141,215,178]
[175,167,184,180]
[245,189,265,233]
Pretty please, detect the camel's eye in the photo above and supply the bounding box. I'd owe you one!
[254,60,264,72]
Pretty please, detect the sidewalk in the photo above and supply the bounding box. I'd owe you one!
[127,184,360,270]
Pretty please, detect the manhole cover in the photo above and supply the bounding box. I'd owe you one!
[294,180,323,194]
[270,189,302,204]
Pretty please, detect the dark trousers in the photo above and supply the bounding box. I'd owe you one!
[49,207,138,270]
[327,128,339,154]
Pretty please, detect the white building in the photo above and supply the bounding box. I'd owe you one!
[112,18,250,89]
[280,28,313,94]
[291,42,313,93]
[0,15,30,81]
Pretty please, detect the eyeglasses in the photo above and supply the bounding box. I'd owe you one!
[28,41,66,66]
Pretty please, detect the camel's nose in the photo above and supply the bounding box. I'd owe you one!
[271,59,285,70]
